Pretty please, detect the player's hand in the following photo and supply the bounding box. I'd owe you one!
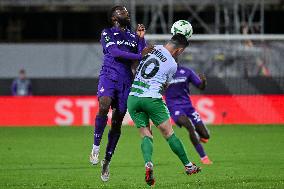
[199,73,207,82]
[131,60,139,75]
[136,24,146,38]
[198,73,207,90]
[141,45,154,57]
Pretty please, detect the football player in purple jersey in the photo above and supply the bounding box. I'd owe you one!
[165,65,212,165]
[89,5,153,181]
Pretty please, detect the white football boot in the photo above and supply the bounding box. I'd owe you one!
[89,148,99,165]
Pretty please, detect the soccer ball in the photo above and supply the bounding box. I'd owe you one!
[170,20,193,40]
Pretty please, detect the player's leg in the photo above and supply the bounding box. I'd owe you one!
[157,119,201,175]
[194,122,210,143]
[168,106,203,155]
[100,108,125,182]
[176,115,210,164]
[177,115,200,147]
[148,99,201,175]
[140,126,155,186]
[104,108,124,162]
[90,96,112,165]
[127,95,155,186]
[94,96,112,145]
[90,76,115,165]
[103,80,132,162]
[139,126,153,163]
[101,80,135,181]
[101,81,130,181]
[187,111,212,164]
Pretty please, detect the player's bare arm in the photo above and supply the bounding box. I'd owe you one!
[132,45,154,75]
[142,45,154,57]
[198,73,207,90]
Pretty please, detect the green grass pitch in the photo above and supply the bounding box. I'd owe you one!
[0,125,283,189]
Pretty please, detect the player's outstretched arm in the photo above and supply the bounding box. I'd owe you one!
[141,45,154,56]
[136,24,147,53]
[101,28,151,61]
[107,44,153,61]
[107,45,142,60]
[108,46,142,60]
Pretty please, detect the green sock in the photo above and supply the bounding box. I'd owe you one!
[141,136,153,164]
[167,133,190,166]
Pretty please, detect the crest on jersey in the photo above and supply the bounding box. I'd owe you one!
[104,36,111,43]
[99,86,105,93]
[180,69,186,74]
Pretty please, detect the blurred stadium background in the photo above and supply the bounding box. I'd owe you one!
[0,0,283,126]
[0,1,284,189]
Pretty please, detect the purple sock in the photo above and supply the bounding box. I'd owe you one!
[194,143,206,158]
[93,115,108,146]
[105,130,121,161]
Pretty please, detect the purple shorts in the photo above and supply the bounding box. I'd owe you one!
[97,74,131,113]
[167,105,204,127]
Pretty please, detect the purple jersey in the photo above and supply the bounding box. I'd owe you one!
[98,26,146,113]
[11,78,32,96]
[165,66,202,107]
[100,26,146,82]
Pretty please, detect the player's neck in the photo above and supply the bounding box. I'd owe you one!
[113,23,127,32]
[163,44,178,60]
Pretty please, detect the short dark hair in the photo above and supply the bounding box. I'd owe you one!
[168,34,189,48]
[108,5,125,25]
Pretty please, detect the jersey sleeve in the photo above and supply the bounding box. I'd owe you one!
[100,29,142,61]
[188,68,202,87]
[100,29,116,49]
[137,37,146,54]
[107,46,142,60]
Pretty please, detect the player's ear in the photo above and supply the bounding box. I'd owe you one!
[172,49,178,58]
[178,47,185,54]
[111,16,117,24]
[173,48,184,58]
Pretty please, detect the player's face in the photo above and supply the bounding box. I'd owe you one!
[113,7,130,27]
[19,72,26,79]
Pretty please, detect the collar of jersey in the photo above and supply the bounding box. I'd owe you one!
[111,26,130,33]
[158,45,172,58]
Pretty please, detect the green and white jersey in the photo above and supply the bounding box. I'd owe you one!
[130,45,177,98]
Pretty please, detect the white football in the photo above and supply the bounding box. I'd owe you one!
[170,20,193,40]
